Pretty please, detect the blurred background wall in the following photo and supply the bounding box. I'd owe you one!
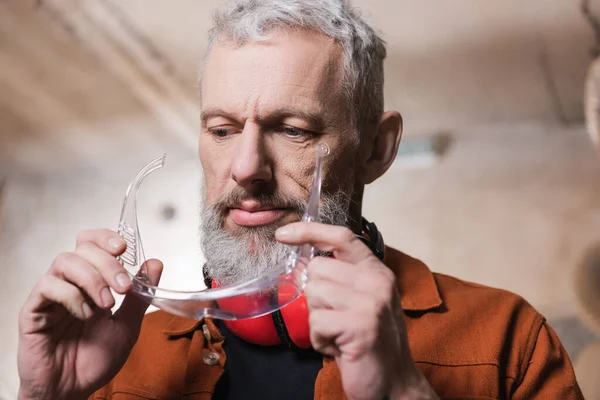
[2,0,600,398]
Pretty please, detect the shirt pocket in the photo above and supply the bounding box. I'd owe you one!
[416,361,507,400]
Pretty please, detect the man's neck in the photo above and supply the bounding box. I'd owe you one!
[348,189,364,234]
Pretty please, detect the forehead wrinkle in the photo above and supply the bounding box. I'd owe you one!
[202,32,348,131]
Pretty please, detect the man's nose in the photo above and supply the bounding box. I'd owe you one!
[231,123,273,188]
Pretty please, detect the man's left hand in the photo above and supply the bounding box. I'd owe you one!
[276,222,438,400]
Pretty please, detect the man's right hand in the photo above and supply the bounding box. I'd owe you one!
[17,229,163,400]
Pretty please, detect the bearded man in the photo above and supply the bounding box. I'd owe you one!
[17,1,582,399]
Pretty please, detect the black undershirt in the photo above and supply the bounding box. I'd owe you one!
[212,319,323,400]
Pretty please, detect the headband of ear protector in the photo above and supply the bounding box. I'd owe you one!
[205,217,385,348]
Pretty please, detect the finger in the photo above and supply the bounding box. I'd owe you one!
[313,342,340,358]
[307,254,398,300]
[26,275,94,321]
[276,222,373,262]
[310,308,383,361]
[76,229,127,257]
[306,256,360,286]
[309,309,360,356]
[19,303,71,335]
[113,259,163,340]
[75,242,132,294]
[305,277,370,311]
[49,252,115,309]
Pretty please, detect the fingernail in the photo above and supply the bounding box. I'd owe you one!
[275,227,290,239]
[108,236,124,251]
[81,302,93,319]
[116,272,131,289]
[101,287,113,308]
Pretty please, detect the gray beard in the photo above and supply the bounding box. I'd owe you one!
[200,189,353,286]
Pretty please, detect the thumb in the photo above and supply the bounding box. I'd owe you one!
[113,259,163,339]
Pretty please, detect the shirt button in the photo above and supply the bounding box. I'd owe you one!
[203,351,220,366]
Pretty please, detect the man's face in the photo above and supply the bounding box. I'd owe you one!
[199,30,357,284]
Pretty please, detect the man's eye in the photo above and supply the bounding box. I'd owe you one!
[279,126,313,138]
[209,128,232,137]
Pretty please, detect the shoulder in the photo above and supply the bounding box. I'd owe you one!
[386,247,545,381]
[433,271,542,325]
[432,271,545,366]
[386,245,541,329]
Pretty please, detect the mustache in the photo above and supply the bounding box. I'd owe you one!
[210,186,307,217]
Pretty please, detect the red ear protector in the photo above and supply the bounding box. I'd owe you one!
[206,218,385,348]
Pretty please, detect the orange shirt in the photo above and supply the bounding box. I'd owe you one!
[90,247,583,399]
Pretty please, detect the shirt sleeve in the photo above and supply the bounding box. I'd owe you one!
[512,322,584,399]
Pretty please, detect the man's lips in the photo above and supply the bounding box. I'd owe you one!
[228,207,288,227]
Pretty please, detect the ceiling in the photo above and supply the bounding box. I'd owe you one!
[0,0,597,177]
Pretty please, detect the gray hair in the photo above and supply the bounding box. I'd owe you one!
[200,0,387,136]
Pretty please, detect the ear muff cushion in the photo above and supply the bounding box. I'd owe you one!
[213,280,281,346]
[221,281,311,348]
[224,316,281,346]
[279,291,311,348]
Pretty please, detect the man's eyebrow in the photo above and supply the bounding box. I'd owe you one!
[200,107,327,131]
[200,108,237,126]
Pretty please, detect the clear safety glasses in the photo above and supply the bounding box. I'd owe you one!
[116,143,330,320]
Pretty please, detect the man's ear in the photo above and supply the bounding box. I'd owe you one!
[357,111,403,184]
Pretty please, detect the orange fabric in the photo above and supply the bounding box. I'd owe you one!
[90,247,583,399]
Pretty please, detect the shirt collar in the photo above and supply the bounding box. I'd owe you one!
[163,246,443,336]
[383,246,443,312]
